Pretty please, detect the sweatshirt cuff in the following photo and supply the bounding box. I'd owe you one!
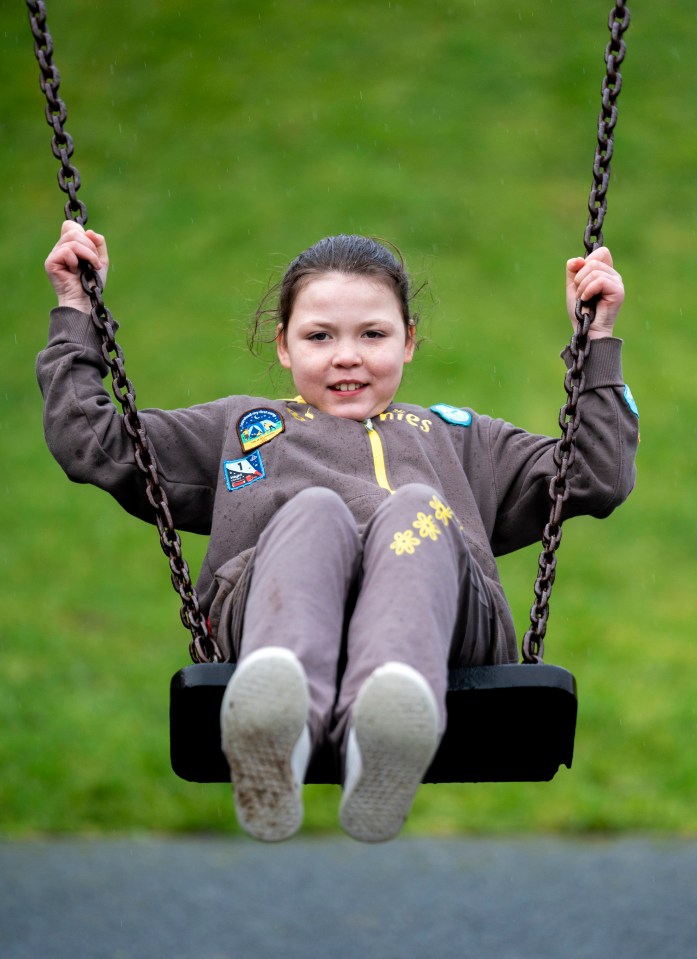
[48,306,119,348]
[561,336,624,390]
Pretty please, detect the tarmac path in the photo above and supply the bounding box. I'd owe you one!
[2,836,696,959]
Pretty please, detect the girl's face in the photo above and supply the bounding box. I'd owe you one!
[277,272,415,421]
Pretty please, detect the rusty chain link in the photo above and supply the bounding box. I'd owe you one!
[522,1,630,664]
[26,0,223,664]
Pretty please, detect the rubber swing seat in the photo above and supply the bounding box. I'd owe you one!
[169,662,577,784]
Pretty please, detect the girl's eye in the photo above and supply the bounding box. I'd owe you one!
[308,331,330,342]
[363,330,385,339]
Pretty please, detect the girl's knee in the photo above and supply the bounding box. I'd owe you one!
[393,482,439,501]
[290,486,354,518]
[366,483,464,560]
[275,487,359,538]
[380,483,441,513]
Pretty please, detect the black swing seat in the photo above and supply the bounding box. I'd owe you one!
[170,662,577,784]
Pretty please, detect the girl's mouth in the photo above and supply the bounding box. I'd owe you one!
[330,383,366,393]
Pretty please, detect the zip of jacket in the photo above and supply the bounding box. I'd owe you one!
[363,418,395,493]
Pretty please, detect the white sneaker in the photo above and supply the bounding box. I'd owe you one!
[339,662,439,843]
[220,647,311,842]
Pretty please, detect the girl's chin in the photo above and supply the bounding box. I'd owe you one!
[316,389,378,420]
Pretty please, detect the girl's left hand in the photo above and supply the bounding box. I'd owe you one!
[565,246,624,340]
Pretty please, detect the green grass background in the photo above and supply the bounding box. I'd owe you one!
[1,0,696,837]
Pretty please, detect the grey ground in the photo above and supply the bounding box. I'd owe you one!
[2,836,696,959]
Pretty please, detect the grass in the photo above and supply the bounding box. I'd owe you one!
[2,0,697,837]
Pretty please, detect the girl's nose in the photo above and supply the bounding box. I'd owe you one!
[331,341,361,367]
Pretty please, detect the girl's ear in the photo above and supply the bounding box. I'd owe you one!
[276,323,291,369]
[403,323,416,364]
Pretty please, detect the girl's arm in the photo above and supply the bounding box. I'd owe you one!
[487,342,638,557]
[39,228,224,534]
[488,248,636,554]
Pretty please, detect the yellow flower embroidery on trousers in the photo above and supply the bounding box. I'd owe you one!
[390,497,458,556]
[413,511,441,541]
[429,495,454,527]
[390,529,421,556]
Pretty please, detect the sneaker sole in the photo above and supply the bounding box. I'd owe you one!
[220,647,309,842]
[340,663,439,843]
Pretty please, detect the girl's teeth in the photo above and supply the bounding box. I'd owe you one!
[336,384,361,391]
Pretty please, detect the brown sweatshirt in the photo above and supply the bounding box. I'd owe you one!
[37,307,639,660]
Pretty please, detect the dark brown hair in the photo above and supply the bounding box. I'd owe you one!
[249,234,420,353]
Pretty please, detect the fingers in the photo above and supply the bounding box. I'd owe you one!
[86,228,109,270]
[582,245,614,268]
[48,220,107,275]
[45,221,110,309]
[568,248,622,304]
[565,247,624,338]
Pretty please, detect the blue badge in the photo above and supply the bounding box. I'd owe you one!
[223,450,266,491]
[237,408,284,452]
[430,404,473,427]
[623,385,639,418]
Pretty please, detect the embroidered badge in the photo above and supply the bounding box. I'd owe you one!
[285,397,315,423]
[623,384,639,418]
[223,450,266,491]
[237,408,285,452]
[430,403,473,427]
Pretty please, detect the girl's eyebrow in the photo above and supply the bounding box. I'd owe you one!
[294,316,394,329]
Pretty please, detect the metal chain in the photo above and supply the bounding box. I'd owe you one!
[26,0,223,664]
[522,1,630,664]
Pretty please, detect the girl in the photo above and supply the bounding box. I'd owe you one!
[39,224,637,843]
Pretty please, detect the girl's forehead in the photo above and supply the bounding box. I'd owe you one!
[293,271,400,309]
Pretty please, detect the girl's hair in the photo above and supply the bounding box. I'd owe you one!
[249,234,420,353]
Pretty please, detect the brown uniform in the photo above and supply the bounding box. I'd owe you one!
[37,306,638,749]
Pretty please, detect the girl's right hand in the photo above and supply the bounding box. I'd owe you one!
[45,220,109,312]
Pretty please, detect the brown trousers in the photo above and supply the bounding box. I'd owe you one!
[233,484,505,759]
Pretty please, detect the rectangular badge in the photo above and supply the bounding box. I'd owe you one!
[223,450,266,491]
